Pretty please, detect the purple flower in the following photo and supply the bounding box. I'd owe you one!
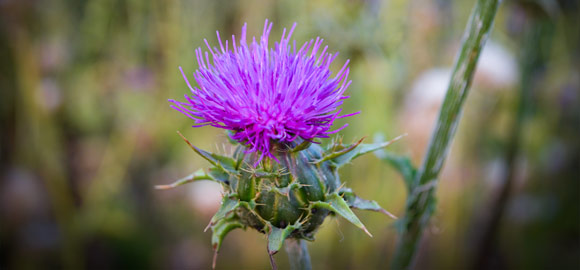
[170,19,358,162]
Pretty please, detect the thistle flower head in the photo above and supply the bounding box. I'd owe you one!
[170,20,358,161]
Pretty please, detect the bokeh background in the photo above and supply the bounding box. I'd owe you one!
[1,0,578,269]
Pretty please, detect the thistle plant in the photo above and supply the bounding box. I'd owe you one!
[157,20,399,269]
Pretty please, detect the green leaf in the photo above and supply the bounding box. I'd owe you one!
[211,217,245,269]
[208,167,231,184]
[316,135,405,167]
[225,130,239,145]
[233,146,246,170]
[155,169,211,190]
[177,131,237,173]
[211,218,244,251]
[312,138,364,164]
[340,188,397,219]
[209,196,240,226]
[374,150,417,192]
[311,193,372,237]
[267,222,300,255]
[155,167,233,190]
[291,139,312,153]
[191,144,237,173]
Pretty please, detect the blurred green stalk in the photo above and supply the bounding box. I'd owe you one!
[473,12,554,270]
[285,239,312,270]
[13,31,81,269]
[391,0,501,269]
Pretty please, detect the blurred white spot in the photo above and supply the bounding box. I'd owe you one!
[475,41,519,88]
[483,158,507,189]
[406,68,451,110]
[402,41,518,160]
[124,67,155,91]
[402,68,451,160]
[40,37,69,72]
[188,181,223,216]
[38,78,62,112]
[507,194,558,224]
[0,168,46,221]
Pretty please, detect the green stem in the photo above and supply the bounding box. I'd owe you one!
[391,0,501,269]
[285,239,312,270]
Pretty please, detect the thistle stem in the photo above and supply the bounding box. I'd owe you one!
[285,239,312,270]
[391,0,501,269]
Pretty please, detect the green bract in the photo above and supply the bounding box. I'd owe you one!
[158,132,401,269]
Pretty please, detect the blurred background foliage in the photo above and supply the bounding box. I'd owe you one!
[0,0,578,269]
